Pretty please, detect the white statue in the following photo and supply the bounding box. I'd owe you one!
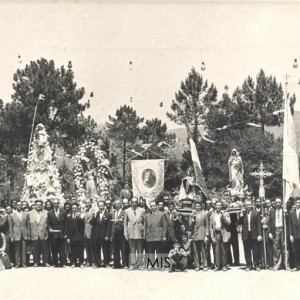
[228,148,244,192]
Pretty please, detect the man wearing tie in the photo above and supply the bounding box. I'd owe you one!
[268,198,288,270]
[111,199,126,268]
[144,201,167,268]
[48,198,67,267]
[90,200,112,268]
[189,202,209,271]
[238,200,262,271]
[289,198,300,271]
[9,201,30,268]
[83,198,95,267]
[65,203,85,268]
[124,197,145,270]
[29,200,49,267]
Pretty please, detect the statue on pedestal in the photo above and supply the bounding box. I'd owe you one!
[228,148,244,194]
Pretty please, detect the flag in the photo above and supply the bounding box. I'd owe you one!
[283,97,300,204]
[189,137,208,199]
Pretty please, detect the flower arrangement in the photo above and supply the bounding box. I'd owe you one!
[73,139,112,205]
[21,124,64,204]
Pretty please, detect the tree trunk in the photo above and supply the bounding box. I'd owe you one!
[123,140,126,183]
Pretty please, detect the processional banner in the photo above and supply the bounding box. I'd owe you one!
[131,159,164,206]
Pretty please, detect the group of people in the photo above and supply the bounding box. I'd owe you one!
[0,192,299,273]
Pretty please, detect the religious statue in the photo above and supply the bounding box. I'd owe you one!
[85,163,98,198]
[228,148,244,192]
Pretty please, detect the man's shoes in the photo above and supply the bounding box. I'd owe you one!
[124,266,128,269]
[245,267,251,272]
[291,268,299,272]
[273,266,279,271]
[203,267,208,272]
[70,264,76,268]
[80,264,85,268]
[33,263,38,267]
[168,269,174,273]
[222,267,228,272]
[22,264,27,268]
[214,267,220,271]
[92,264,98,269]
[45,263,50,267]
[256,267,261,271]
[195,267,200,271]
[15,265,20,269]
[128,266,136,271]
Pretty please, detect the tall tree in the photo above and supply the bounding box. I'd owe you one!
[106,105,144,182]
[8,57,95,155]
[232,69,288,132]
[167,67,218,144]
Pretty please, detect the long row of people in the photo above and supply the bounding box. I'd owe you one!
[0,196,299,272]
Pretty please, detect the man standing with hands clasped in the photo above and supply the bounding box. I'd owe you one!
[238,200,262,271]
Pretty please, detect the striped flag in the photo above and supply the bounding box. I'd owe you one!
[283,97,300,204]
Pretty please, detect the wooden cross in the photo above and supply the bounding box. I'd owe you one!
[250,161,273,198]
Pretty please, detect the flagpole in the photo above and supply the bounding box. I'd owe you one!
[28,94,44,157]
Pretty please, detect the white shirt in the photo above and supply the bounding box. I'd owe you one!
[215,213,221,230]
[275,209,283,227]
[54,209,60,218]
[16,211,22,220]
[99,210,105,221]
[247,211,251,231]
[296,209,300,220]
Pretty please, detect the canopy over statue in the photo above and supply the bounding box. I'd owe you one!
[228,148,244,193]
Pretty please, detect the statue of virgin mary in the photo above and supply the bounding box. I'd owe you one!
[228,148,244,191]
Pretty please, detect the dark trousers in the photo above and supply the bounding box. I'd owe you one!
[170,255,187,271]
[292,238,300,269]
[13,239,27,267]
[70,241,84,266]
[112,232,125,267]
[128,239,143,267]
[192,240,207,268]
[32,239,48,265]
[214,232,228,269]
[273,228,286,269]
[147,241,163,267]
[92,238,110,266]
[124,239,130,267]
[84,238,93,265]
[228,231,240,265]
[47,238,52,265]
[6,240,15,265]
[243,233,260,268]
[51,238,65,267]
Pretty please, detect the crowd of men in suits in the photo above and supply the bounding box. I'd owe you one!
[0,193,300,272]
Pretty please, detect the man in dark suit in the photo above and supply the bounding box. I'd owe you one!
[268,197,288,270]
[238,200,262,271]
[90,200,112,268]
[65,203,85,268]
[9,201,30,268]
[289,198,300,271]
[144,200,167,268]
[48,198,66,267]
[111,199,126,268]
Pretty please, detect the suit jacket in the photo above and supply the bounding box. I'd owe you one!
[288,209,300,239]
[66,214,85,242]
[48,208,67,239]
[164,212,180,242]
[9,211,30,241]
[268,208,289,237]
[120,189,132,200]
[144,211,167,242]
[111,209,125,239]
[124,207,145,239]
[84,207,96,239]
[238,209,262,240]
[210,211,231,242]
[29,210,49,241]
[189,211,209,241]
[90,210,112,240]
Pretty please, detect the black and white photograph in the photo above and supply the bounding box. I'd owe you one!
[0,1,300,300]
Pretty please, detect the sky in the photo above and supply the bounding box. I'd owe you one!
[1,1,300,129]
